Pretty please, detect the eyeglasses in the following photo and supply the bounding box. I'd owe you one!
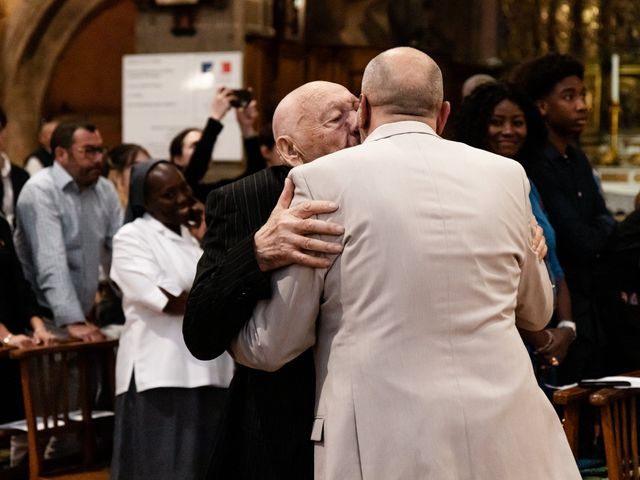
[75,145,107,157]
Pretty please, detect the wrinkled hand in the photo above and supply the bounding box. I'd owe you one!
[33,327,59,346]
[531,223,547,261]
[236,99,258,138]
[211,86,234,121]
[66,322,105,343]
[536,327,574,366]
[7,334,36,349]
[254,178,345,271]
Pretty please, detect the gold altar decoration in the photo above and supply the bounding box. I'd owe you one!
[499,0,640,162]
[583,63,602,135]
[580,0,600,63]
[499,0,640,65]
[553,0,573,54]
[599,102,621,165]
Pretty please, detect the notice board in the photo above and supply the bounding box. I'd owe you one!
[123,52,243,161]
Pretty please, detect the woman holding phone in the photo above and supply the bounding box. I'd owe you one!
[170,86,267,203]
[110,159,233,480]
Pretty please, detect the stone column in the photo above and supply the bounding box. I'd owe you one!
[1,0,109,164]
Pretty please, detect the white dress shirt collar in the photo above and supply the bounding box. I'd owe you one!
[51,161,76,191]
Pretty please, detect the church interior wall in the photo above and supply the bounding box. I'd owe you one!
[0,0,639,172]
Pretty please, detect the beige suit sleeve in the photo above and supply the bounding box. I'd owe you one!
[515,171,554,331]
[231,168,326,372]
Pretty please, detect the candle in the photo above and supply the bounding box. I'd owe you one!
[611,53,620,103]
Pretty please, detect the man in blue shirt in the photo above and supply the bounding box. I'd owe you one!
[14,121,122,341]
[516,53,616,384]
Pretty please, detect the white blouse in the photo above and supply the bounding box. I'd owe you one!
[111,214,233,395]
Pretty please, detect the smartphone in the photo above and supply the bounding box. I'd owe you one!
[186,203,203,228]
[230,89,252,108]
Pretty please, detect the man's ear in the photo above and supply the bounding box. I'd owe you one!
[357,93,370,132]
[435,101,451,136]
[54,146,68,166]
[536,99,548,116]
[275,136,303,167]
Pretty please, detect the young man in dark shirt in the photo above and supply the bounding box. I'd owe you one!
[516,53,616,384]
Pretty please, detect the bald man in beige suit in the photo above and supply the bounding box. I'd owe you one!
[232,48,580,480]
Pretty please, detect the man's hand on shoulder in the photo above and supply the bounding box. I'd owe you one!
[254,178,344,271]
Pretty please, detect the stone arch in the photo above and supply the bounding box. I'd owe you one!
[1,0,112,163]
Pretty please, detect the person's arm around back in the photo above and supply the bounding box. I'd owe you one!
[183,176,343,360]
[230,171,340,371]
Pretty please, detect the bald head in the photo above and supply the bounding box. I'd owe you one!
[461,74,496,98]
[272,81,359,166]
[361,47,443,119]
[273,81,334,139]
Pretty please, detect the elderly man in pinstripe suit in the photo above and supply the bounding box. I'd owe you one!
[183,81,360,480]
[184,78,547,480]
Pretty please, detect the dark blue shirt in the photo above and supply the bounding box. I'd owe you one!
[528,143,615,279]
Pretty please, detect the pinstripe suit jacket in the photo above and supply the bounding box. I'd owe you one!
[183,166,315,480]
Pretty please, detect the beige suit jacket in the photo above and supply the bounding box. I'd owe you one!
[232,121,580,480]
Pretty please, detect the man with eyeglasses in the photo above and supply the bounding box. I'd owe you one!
[14,121,122,341]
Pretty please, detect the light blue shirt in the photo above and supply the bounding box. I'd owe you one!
[14,162,122,326]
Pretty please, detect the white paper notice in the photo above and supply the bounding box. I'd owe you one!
[123,52,243,161]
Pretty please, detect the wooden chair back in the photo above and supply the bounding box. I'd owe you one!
[9,339,117,480]
[552,385,592,457]
[0,345,26,479]
[0,428,27,480]
[590,387,640,480]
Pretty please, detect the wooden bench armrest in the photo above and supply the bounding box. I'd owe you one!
[9,338,118,360]
[590,388,640,407]
[553,386,592,406]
